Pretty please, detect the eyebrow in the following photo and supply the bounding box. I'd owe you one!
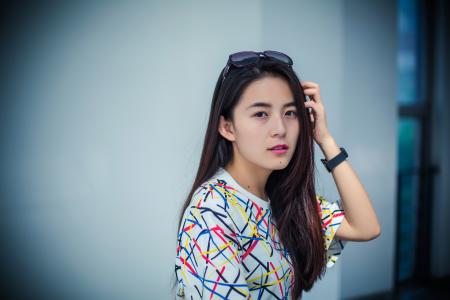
[246,101,296,110]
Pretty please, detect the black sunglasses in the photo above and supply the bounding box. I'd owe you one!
[221,50,293,84]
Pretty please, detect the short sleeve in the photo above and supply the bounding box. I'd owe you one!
[174,199,251,299]
[316,195,347,268]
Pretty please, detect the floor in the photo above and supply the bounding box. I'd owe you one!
[346,276,450,300]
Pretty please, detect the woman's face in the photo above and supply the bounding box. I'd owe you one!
[219,76,300,172]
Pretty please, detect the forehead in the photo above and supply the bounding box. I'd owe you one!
[238,76,294,108]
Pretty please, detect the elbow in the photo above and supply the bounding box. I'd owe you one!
[366,224,381,241]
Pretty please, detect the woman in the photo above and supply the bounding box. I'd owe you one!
[173,50,380,299]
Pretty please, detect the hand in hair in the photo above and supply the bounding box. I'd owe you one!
[301,80,332,146]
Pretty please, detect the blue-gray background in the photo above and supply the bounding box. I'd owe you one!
[1,1,449,300]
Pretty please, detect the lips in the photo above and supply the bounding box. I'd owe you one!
[268,144,289,150]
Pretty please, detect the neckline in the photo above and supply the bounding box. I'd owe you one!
[214,167,270,209]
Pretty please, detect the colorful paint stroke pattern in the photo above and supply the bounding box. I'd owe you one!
[174,167,346,299]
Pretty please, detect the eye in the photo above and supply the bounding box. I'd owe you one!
[253,111,268,118]
[286,110,298,117]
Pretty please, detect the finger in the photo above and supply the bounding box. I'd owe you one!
[303,89,322,105]
[304,98,314,111]
[300,81,319,88]
[304,98,322,112]
[300,80,319,86]
[303,88,317,99]
[304,101,316,123]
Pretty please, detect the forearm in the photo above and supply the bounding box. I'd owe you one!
[319,136,381,239]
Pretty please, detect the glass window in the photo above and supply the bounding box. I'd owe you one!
[397,117,422,281]
[397,0,420,106]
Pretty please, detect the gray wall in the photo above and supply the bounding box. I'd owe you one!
[261,1,399,298]
[340,1,398,298]
[0,1,407,299]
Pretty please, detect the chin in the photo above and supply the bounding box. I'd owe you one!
[267,160,290,171]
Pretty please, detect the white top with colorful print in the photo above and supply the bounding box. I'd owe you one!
[174,167,346,299]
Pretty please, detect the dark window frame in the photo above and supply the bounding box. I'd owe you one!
[394,0,439,288]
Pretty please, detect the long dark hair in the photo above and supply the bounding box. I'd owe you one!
[173,59,326,299]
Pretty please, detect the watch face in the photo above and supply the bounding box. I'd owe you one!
[342,148,348,157]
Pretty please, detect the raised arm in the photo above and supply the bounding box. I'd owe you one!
[301,80,381,241]
[318,136,381,241]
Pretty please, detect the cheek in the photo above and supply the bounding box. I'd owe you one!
[292,122,300,137]
[289,121,300,143]
[238,129,262,146]
[291,119,300,133]
[235,125,265,150]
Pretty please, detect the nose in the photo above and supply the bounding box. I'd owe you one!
[269,114,287,137]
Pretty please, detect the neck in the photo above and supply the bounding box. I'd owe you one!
[224,157,271,202]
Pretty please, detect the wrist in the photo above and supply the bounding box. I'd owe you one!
[319,136,341,160]
[318,135,335,147]
[321,146,348,172]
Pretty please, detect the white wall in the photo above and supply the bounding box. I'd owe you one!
[0,1,399,299]
[261,1,346,299]
[339,0,398,298]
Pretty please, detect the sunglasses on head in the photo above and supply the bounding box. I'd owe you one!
[221,50,293,84]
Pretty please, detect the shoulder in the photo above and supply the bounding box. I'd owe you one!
[187,177,234,215]
[315,194,343,214]
[316,194,340,206]
[179,177,239,234]
[315,194,345,230]
[315,194,327,211]
[316,194,332,204]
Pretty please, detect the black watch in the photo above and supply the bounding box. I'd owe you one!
[321,147,348,172]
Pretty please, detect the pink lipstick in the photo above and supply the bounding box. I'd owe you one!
[268,144,288,154]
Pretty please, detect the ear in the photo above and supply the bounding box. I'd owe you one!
[218,115,236,142]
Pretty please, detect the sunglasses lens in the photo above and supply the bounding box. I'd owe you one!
[223,50,293,81]
[230,51,259,67]
[264,50,293,65]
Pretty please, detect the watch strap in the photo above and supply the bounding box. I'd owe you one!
[321,147,348,172]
